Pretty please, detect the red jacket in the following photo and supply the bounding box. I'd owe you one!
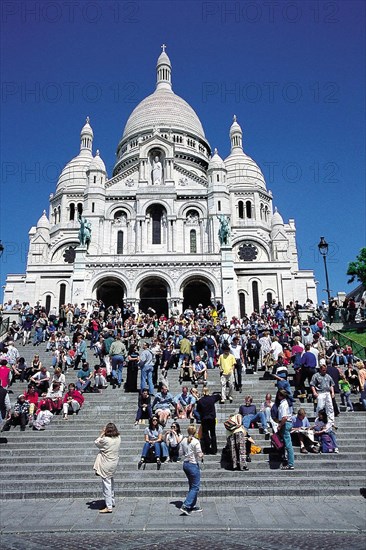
[63,390,84,406]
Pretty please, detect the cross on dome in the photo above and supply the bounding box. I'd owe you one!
[161,44,167,52]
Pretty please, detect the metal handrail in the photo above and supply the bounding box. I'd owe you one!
[326,327,366,360]
[0,316,10,339]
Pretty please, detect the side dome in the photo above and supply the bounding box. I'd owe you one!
[56,153,92,192]
[36,210,50,230]
[225,150,267,189]
[87,150,106,174]
[271,207,284,227]
[208,148,225,170]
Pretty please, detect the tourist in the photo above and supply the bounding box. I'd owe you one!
[339,373,354,412]
[239,395,269,436]
[76,362,93,393]
[180,425,204,515]
[62,383,84,419]
[174,386,195,421]
[277,389,295,471]
[313,409,339,453]
[138,416,163,470]
[225,413,249,471]
[291,408,318,453]
[164,421,183,461]
[30,366,51,395]
[134,388,152,425]
[2,394,30,432]
[196,387,220,455]
[218,343,236,403]
[94,423,121,513]
[125,344,139,392]
[310,363,335,424]
[152,384,174,426]
[109,333,127,389]
[139,342,155,395]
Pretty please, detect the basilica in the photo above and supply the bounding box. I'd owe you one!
[4,48,317,318]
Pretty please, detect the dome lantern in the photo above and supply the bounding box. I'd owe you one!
[230,115,243,152]
[156,44,172,91]
[80,116,93,153]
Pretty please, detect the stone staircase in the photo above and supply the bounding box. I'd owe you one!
[1,339,365,500]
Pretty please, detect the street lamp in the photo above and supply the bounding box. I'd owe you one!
[318,236,331,304]
[0,241,4,257]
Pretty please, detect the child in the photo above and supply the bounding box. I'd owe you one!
[33,404,53,430]
[339,373,354,412]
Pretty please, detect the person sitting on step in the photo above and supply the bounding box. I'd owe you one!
[152,384,174,426]
[291,408,319,454]
[178,356,193,384]
[191,355,207,387]
[138,416,163,470]
[62,383,84,420]
[135,388,152,425]
[174,386,195,421]
[239,395,269,436]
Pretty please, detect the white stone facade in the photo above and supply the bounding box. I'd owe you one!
[4,49,317,317]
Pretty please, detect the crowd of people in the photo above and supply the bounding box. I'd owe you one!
[0,297,365,485]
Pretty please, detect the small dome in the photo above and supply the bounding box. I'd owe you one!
[157,50,171,67]
[230,114,242,135]
[56,151,92,192]
[81,116,93,137]
[225,149,266,189]
[271,207,284,227]
[36,210,50,230]
[88,150,106,173]
[208,148,225,170]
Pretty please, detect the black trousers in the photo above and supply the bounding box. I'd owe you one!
[201,418,217,454]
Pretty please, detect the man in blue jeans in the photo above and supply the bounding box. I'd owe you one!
[238,395,269,436]
[278,389,295,470]
[139,342,155,395]
[109,333,127,389]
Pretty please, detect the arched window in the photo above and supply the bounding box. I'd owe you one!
[238,201,244,219]
[59,283,66,308]
[260,203,264,220]
[53,208,57,224]
[69,203,75,221]
[147,204,165,245]
[117,231,124,254]
[58,205,61,223]
[267,292,273,305]
[264,206,269,222]
[77,203,83,216]
[239,293,246,318]
[45,295,51,314]
[190,229,197,253]
[246,201,252,219]
[252,281,259,313]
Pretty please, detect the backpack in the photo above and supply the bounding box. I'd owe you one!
[224,414,242,433]
[321,434,335,453]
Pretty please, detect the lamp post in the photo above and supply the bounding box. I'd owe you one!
[318,236,331,304]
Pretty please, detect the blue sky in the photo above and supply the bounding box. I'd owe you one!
[1,0,365,303]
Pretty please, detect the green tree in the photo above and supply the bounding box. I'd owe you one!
[347,247,366,286]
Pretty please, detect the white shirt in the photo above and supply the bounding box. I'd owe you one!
[278,398,292,421]
[270,341,283,361]
[180,436,203,464]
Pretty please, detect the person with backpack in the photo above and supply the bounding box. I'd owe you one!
[224,413,249,471]
[179,425,204,515]
[313,409,338,453]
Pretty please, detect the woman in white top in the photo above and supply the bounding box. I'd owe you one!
[94,423,121,513]
[179,425,204,515]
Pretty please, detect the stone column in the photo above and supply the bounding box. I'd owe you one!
[220,245,237,319]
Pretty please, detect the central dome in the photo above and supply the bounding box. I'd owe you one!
[120,49,206,143]
[122,88,205,140]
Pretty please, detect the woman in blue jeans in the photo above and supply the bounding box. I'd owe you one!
[138,416,163,470]
[180,425,204,515]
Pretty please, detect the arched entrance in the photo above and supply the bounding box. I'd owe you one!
[96,278,125,308]
[139,278,169,316]
[182,279,212,311]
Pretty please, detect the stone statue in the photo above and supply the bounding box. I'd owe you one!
[78,214,91,250]
[152,155,162,185]
[217,214,231,246]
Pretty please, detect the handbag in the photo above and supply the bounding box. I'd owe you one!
[271,433,284,450]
